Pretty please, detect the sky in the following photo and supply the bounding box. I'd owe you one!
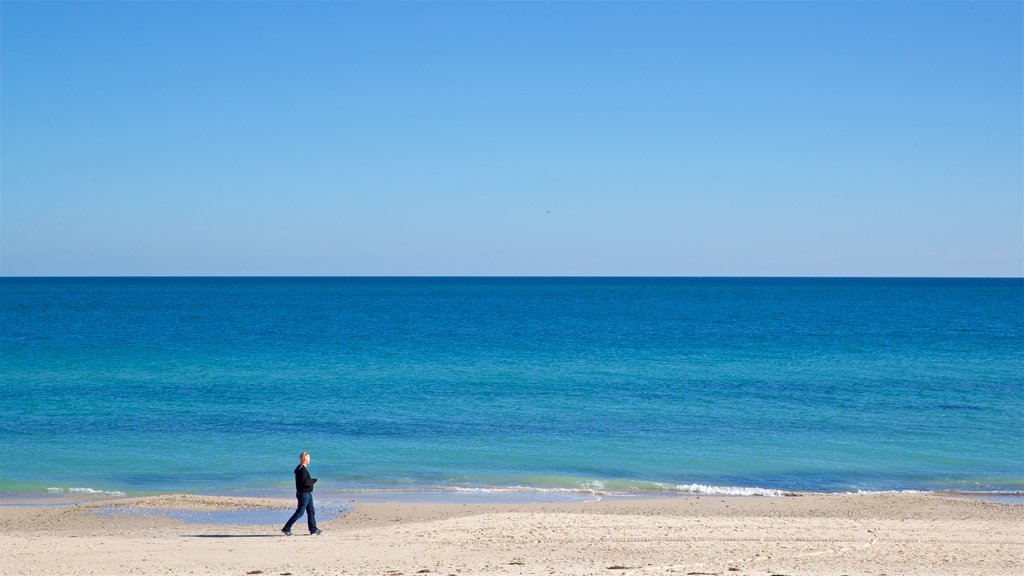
[1,1,1021,277]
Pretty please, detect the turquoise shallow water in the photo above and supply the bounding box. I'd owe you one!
[1,277,1021,499]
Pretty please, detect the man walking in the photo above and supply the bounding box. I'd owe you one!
[281,451,322,535]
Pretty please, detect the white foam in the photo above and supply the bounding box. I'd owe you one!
[448,486,605,495]
[846,489,925,495]
[46,487,126,497]
[444,481,791,497]
[660,483,789,497]
[329,482,793,498]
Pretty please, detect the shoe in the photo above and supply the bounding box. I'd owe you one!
[281,528,292,536]
[310,529,323,535]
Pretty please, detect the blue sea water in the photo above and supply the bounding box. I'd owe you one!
[1,277,1021,500]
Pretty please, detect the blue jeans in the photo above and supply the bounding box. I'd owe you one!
[283,491,317,533]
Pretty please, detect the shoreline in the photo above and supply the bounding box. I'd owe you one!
[9,485,1024,507]
[2,491,1022,575]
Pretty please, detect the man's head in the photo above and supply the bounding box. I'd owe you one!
[299,451,310,466]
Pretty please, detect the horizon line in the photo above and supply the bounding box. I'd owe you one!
[2,274,1022,280]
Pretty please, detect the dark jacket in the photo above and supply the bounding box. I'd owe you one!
[294,464,317,493]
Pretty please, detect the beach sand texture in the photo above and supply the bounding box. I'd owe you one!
[1,492,1021,575]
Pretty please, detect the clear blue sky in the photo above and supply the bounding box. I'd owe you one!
[2,1,1021,276]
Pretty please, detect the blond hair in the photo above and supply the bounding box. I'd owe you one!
[299,451,310,463]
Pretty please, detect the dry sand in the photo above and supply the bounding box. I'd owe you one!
[1,492,1021,575]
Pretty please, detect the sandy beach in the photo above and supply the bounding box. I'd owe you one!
[1,492,1020,576]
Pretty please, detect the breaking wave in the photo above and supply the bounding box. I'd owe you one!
[46,487,127,497]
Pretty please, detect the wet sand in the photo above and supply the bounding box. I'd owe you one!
[1,492,1021,575]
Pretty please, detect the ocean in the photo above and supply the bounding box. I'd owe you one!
[1,277,1021,501]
